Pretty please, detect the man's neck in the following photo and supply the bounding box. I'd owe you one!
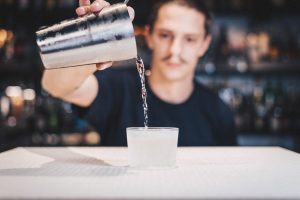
[148,71,194,104]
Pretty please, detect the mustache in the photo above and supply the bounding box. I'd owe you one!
[161,54,187,64]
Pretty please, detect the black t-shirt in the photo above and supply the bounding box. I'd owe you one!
[77,67,236,146]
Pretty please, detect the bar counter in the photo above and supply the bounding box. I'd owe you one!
[0,147,299,200]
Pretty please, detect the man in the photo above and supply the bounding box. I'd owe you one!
[42,0,236,146]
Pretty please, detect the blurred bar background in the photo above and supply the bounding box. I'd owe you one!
[0,0,300,152]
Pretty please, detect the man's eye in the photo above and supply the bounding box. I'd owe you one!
[159,33,170,39]
[186,37,197,43]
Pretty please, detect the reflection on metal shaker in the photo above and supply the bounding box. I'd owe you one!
[36,3,137,69]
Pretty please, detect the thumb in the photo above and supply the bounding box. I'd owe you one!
[127,6,135,21]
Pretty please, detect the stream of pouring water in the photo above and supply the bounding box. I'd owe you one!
[136,56,148,127]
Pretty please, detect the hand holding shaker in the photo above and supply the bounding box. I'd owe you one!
[36,3,137,69]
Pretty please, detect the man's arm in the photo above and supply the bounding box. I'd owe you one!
[42,64,108,107]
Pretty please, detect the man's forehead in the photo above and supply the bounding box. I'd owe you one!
[154,3,206,35]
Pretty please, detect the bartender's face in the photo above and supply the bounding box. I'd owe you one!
[146,3,211,81]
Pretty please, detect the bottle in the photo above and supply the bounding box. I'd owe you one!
[253,82,267,132]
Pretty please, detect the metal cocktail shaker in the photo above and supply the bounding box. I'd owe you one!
[36,3,137,69]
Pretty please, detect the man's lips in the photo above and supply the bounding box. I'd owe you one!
[166,62,182,68]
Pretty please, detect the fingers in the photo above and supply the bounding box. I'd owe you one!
[76,0,110,16]
[96,62,113,70]
[76,6,91,16]
[91,0,110,13]
[79,0,91,7]
[77,0,134,21]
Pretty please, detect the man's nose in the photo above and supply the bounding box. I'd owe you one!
[169,38,182,57]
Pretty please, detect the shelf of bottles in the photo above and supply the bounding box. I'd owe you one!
[0,85,101,152]
[196,13,300,74]
[197,75,300,134]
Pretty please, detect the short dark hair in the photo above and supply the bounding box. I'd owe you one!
[148,0,212,36]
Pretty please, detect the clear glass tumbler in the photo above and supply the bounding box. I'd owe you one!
[126,127,179,169]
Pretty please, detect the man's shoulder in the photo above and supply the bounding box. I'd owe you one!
[194,81,231,111]
[194,81,219,101]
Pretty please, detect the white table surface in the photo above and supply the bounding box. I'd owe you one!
[0,147,300,200]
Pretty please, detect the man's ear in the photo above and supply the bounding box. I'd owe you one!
[198,34,212,57]
[144,25,154,50]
